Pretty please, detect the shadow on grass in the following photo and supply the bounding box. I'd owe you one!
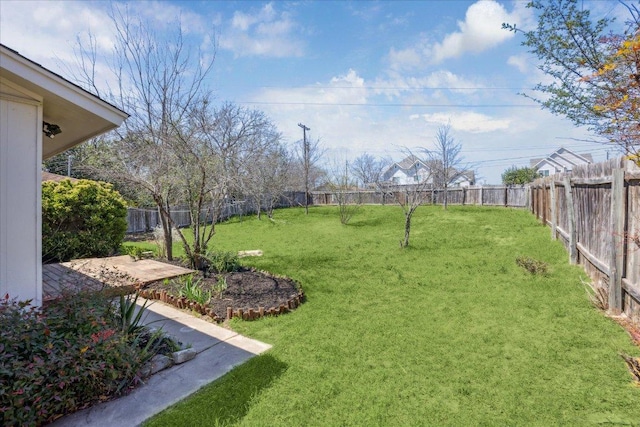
[145,354,287,427]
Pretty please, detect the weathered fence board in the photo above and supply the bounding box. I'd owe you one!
[128,185,530,233]
[309,185,528,208]
[530,157,640,318]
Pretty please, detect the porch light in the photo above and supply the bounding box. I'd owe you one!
[43,121,61,139]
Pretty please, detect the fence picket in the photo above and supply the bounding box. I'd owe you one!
[530,157,639,319]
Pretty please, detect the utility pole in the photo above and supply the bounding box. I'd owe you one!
[298,123,311,214]
[67,153,73,177]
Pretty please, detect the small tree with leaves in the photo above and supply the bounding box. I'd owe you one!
[502,166,541,185]
[503,0,640,158]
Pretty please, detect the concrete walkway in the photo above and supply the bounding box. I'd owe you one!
[50,300,271,427]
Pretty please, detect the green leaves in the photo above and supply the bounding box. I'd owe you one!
[501,166,541,185]
[42,179,127,262]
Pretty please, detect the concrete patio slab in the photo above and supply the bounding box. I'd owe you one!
[43,256,195,301]
[62,255,196,284]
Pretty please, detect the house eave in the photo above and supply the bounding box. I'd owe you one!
[0,44,128,159]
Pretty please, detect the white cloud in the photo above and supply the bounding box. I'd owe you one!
[507,54,529,73]
[416,112,511,134]
[387,1,533,71]
[387,37,432,71]
[0,1,113,73]
[431,0,527,63]
[221,3,304,58]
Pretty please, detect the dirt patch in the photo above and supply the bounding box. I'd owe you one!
[142,267,304,321]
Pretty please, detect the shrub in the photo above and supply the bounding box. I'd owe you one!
[0,291,173,426]
[42,179,128,262]
[205,251,240,274]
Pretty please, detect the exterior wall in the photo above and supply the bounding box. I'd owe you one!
[385,165,432,185]
[0,81,43,305]
[536,159,561,177]
[533,148,592,177]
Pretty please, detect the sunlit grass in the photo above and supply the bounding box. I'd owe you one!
[144,206,640,426]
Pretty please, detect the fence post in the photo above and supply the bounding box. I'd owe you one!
[608,167,625,314]
[479,186,483,206]
[504,186,508,207]
[541,181,547,225]
[549,181,557,240]
[563,176,578,264]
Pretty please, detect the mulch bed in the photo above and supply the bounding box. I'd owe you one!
[140,267,304,322]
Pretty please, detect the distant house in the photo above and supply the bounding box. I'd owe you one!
[382,156,475,187]
[0,44,127,305]
[530,147,593,177]
[382,156,434,185]
[448,170,475,188]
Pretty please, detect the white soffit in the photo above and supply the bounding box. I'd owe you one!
[0,44,128,159]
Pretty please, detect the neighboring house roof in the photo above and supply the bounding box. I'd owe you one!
[530,147,592,172]
[0,44,128,159]
[382,155,432,181]
[454,170,475,184]
[42,171,79,183]
[383,156,474,186]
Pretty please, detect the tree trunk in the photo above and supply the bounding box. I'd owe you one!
[305,189,309,215]
[256,196,262,220]
[402,212,412,248]
[157,201,173,261]
[443,186,448,210]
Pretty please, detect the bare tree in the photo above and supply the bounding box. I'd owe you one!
[71,6,216,261]
[350,153,388,188]
[328,159,361,225]
[245,143,292,220]
[427,123,469,210]
[391,152,434,248]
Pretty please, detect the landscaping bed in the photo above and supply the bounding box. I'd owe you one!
[141,268,304,322]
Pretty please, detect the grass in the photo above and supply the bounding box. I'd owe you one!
[143,206,640,426]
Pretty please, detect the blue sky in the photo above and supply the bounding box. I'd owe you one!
[0,1,628,183]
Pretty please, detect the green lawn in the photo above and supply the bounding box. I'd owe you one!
[143,206,639,426]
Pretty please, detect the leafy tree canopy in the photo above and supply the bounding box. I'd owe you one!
[502,166,541,185]
[504,0,640,160]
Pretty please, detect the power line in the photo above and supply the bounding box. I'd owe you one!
[256,85,533,91]
[238,101,539,108]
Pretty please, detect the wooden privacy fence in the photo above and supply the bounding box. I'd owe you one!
[530,157,640,318]
[127,202,256,233]
[126,192,308,233]
[310,185,529,208]
[127,186,529,233]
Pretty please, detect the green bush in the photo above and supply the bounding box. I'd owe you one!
[42,179,128,262]
[205,251,240,274]
[0,293,143,425]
